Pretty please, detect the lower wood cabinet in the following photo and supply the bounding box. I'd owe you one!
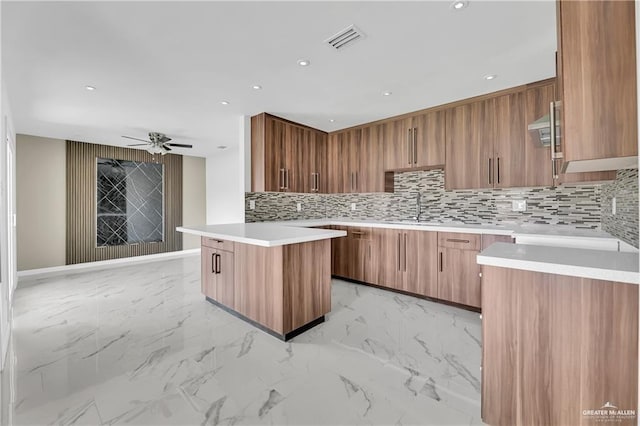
[481,266,638,426]
[437,232,481,308]
[369,228,438,298]
[331,226,372,283]
[201,245,234,308]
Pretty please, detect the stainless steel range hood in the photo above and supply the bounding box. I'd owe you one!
[527,114,560,146]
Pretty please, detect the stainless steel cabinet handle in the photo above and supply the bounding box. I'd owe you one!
[446,238,470,243]
[285,169,290,190]
[350,172,354,192]
[497,157,500,184]
[550,101,558,181]
[488,158,492,185]
[279,168,285,190]
[354,172,358,191]
[407,128,413,165]
[403,233,407,271]
[413,128,418,165]
[397,233,401,271]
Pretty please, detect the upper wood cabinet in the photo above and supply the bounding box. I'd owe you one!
[445,99,496,190]
[328,127,384,193]
[525,80,616,185]
[384,111,445,171]
[251,113,327,193]
[557,0,638,171]
[494,92,526,188]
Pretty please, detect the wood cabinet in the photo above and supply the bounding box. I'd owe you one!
[369,228,438,298]
[481,266,638,425]
[251,113,328,193]
[328,127,384,193]
[437,232,481,307]
[445,94,528,190]
[330,226,372,282]
[557,0,637,172]
[200,238,235,308]
[384,111,446,171]
[524,80,615,185]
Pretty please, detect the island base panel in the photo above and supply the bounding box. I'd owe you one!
[206,297,324,341]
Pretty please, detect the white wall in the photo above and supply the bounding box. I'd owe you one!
[182,155,207,248]
[0,76,17,371]
[205,116,249,223]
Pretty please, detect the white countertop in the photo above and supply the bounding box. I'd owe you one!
[477,242,639,285]
[177,223,346,247]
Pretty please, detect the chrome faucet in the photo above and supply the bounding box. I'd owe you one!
[413,192,422,222]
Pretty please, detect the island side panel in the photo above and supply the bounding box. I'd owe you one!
[481,266,639,426]
[234,243,284,334]
[282,239,331,333]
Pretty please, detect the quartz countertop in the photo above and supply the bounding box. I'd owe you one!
[477,242,639,285]
[177,223,346,247]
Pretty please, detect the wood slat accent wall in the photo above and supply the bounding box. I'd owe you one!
[66,141,183,264]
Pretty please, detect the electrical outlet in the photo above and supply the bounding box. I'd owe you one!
[512,200,527,212]
[351,203,357,211]
[296,202,302,212]
[249,200,255,210]
[612,197,617,215]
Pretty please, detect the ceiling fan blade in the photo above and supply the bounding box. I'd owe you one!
[127,144,149,146]
[158,135,172,143]
[122,135,150,143]
[165,143,193,148]
[163,146,172,152]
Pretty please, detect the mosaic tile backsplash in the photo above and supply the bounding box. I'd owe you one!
[246,169,638,247]
[601,168,639,248]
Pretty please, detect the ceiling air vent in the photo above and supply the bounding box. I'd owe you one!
[325,25,365,51]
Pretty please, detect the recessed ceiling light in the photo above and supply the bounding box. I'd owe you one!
[85,85,96,91]
[297,59,311,67]
[220,100,230,105]
[329,119,335,122]
[451,1,469,10]
[383,91,393,96]
[484,74,497,80]
[217,145,228,150]
[252,85,262,90]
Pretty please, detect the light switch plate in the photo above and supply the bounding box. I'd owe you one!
[296,202,302,212]
[512,200,527,212]
[351,203,357,211]
[249,200,255,210]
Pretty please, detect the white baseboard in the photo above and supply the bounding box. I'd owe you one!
[17,249,201,285]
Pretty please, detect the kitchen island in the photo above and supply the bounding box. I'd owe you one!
[177,223,346,340]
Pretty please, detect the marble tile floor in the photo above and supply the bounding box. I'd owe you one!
[1,254,483,425]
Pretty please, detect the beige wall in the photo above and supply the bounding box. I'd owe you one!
[16,135,207,270]
[16,135,66,270]
[182,155,206,249]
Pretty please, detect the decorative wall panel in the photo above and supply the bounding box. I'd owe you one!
[66,141,182,264]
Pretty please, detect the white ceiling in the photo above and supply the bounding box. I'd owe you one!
[2,1,557,158]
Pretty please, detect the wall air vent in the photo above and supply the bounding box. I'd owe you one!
[325,25,365,51]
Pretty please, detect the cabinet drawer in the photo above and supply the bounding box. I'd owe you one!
[202,237,235,252]
[347,227,372,240]
[438,232,480,251]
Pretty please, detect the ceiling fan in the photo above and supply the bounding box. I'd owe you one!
[122,132,193,155]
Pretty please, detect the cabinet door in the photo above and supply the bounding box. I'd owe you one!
[360,124,385,192]
[331,226,350,277]
[494,92,526,188]
[201,246,217,299]
[282,123,300,192]
[314,130,328,193]
[383,118,413,171]
[403,230,438,298]
[349,228,371,282]
[370,228,401,289]
[328,132,350,193]
[216,250,235,308]
[412,110,446,167]
[559,0,637,164]
[264,117,286,192]
[348,129,362,193]
[438,247,481,308]
[445,100,495,190]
